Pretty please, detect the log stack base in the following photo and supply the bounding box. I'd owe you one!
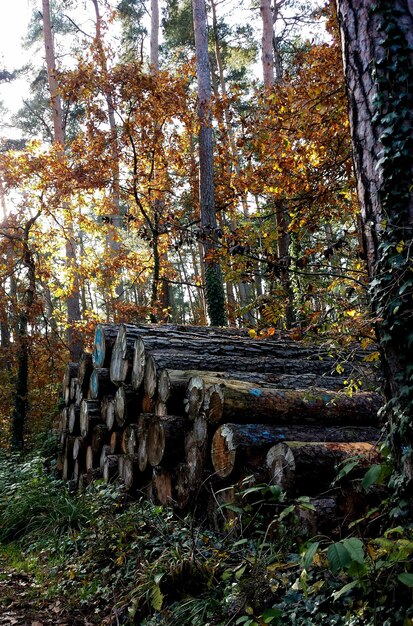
[59,323,383,533]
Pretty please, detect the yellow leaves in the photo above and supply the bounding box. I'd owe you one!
[345,309,358,318]
[248,329,257,338]
[363,351,380,363]
[396,240,405,253]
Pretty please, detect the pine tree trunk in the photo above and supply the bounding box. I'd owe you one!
[192,0,226,326]
[336,0,413,481]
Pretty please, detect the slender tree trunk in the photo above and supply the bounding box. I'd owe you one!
[260,0,294,328]
[261,0,275,86]
[192,0,226,326]
[91,0,124,312]
[336,0,413,481]
[11,212,40,450]
[42,0,82,359]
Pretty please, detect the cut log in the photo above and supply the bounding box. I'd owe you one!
[110,324,138,385]
[193,414,208,447]
[91,424,109,454]
[68,404,80,435]
[131,333,332,361]
[137,414,151,472]
[80,399,102,438]
[158,369,350,410]
[174,464,191,510]
[89,368,116,399]
[86,445,99,471]
[103,454,119,483]
[152,466,173,505]
[121,424,140,455]
[92,323,119,368]
[72,437,86,461]
[266,441,381,495]
[155,400,168,417]
[114,385,139,428]
[101,395,115,430]
[70,378,79,403]
[185,431,207,487]
[100,444,112,470]
[131,336,146,391]
[202,381,382,426]
[78,352,93,394]
[211,423,381,480]
[185,376,205,420]
[62,362,78,401]
[142,393,156,414]
[59,407,68,433]
[143,352,341,398]
[147,415,188,467]
[110,430,123,454]
[122,454,139,490]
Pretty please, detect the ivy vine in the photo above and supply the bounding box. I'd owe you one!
[370,1,413,490]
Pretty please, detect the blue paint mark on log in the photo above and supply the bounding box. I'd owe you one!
[250,388,262,397]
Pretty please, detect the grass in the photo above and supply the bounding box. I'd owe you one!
[1,448,413,625]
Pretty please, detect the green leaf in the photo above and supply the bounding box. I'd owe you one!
[335,460,359,481]
[235,564,247,580]
[262,607,283,623]
[342,537,365,564]
[150,584,164,611]
[332,580,358,601]
[327,542,352,575]
[362,464,383,491]
[302,542,320,570]
[398,573,413,587]
[279,504,295,520]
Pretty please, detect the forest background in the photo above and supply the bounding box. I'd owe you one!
[0,0,372,448]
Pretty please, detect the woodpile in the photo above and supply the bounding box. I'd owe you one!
[59,323,383,530]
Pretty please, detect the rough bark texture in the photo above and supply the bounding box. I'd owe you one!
[192,0,226,326]
[336,0,413,481]
[202,380,382,426]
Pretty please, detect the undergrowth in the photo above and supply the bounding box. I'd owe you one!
[1,450,413,625]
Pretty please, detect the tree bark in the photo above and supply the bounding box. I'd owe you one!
[201,380,382,426]
[336,0,413,480]
[266,441,381,495]
[211,422,381,479]
[192,0,226,326]
[42,0,82,360]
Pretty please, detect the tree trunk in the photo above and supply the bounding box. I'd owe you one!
[11,212,39,450]
[192,0,226,326]
[336,0,413,480]
[42,0,82,360]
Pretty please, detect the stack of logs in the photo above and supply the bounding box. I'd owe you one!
[59,323,383,531]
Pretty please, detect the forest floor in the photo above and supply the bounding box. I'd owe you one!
[0,553,99,626]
